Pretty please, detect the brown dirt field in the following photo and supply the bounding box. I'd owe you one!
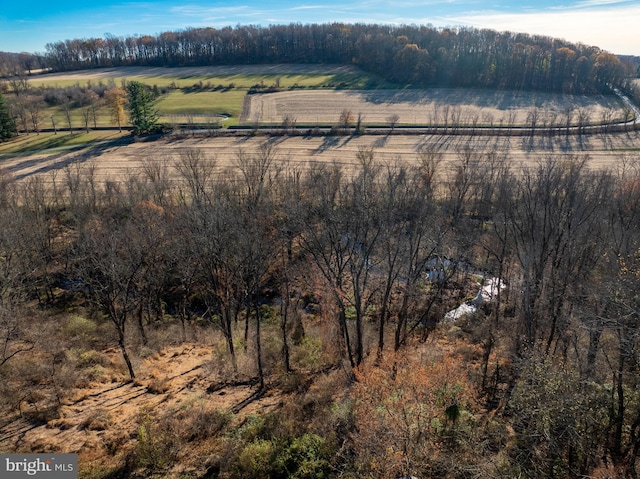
[2,132,639,185]
[243,89,626,126]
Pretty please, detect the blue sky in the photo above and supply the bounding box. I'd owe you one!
[1,0,638,55]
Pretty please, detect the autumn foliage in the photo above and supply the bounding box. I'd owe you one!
[351,351,478,479]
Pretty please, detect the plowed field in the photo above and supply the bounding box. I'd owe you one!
[3,132,639,186]
[242,88,625,126]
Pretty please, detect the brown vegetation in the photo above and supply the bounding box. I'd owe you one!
[2,135,640,478]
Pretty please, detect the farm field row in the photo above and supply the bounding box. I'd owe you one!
[21,65,384,129]
[27,64,365,87]
[2,131,639,185]
[11,86,629,136]
[18,65,630,133]
[242,89,627,126]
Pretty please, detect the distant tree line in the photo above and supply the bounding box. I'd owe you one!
[40,23,631,93]
[0,52,45,77]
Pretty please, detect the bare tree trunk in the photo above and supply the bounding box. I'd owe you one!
[255,302,264,390]
[280,254,292,373]
[117,327,135,380]
[136,303,148,346]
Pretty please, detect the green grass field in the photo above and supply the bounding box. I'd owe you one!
[156,90,245,126]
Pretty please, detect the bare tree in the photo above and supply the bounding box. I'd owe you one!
[61,99,74,134]
[339,109,353,135]
[174,148,216,207]
[0,304,34,369]
[8,75,29,97]
[387,114,400,133]
[63,160,98,218]
[447,146,480,221]
[296,162,358,368]
[235,142,280,212]
[27,97,43,134]
[281,114,297,135]
[141,157,172,206]
[576,108,591,136]
[505,155,607,353]
[526,107,540,137]
[563,105,574,136]
[234,143,280,387]
[73,216,150,380]
[81,90,100,133]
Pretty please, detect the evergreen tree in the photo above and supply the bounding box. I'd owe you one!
[0,92,17,141]
[126,81,159,135]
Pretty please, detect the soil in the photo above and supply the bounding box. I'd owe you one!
[1,131,639,186]
[242,88,625,126]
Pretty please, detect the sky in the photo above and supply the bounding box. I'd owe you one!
[1,0,639,56]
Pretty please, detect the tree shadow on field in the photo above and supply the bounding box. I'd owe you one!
[9,142,113,181]
[234,134,258,145]
[373,135,389,148]
[266,135,287,147]
[340,134,359,148]
[313,135,341,154]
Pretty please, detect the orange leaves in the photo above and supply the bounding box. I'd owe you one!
[351,351,477,478]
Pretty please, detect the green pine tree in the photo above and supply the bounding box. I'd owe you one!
[126,81,159,135]
[0,92,17,141]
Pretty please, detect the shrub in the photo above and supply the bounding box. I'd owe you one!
[232,434,331,479]
[292,336,323,370]
[235,439,276,479]
[508,356,609,478]
[133,413,180,473]
[64,315,97,339]
[275,434,331,479]
[351,351,479,479]
[180,404,232,441]
[146,377,170,394]
[75,349,109,369]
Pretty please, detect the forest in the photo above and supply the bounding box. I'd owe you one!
[8,23,636,94]
[2,143,640,478]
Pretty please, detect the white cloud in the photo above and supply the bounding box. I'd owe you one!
[450,4,640,55]
[572,0,633,8]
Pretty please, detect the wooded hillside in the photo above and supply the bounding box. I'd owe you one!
[40,23,631,94]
